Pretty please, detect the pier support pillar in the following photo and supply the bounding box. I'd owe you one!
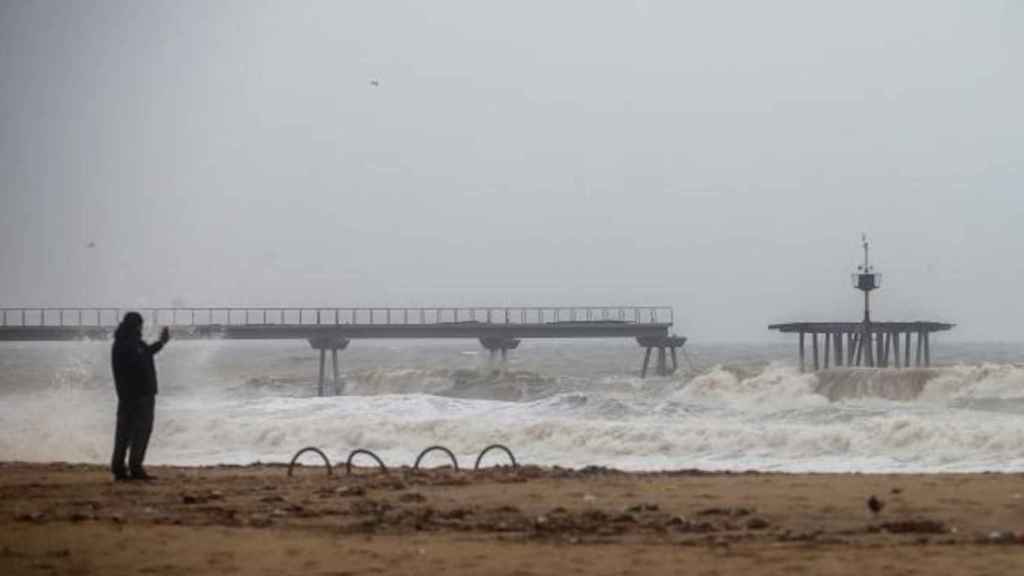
[637,335,687,378]
[799,332,806,373]
[317,349,326,396]
[309,336,351,397]
[479,337,520,369]
[812,333,820,371]
[824,332,831,369]
[924,332,931,367]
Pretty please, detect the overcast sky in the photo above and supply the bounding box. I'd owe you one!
[1,1,1021,341]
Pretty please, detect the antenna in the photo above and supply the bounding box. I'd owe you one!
[862,234,869,270]
[858,233,873,273]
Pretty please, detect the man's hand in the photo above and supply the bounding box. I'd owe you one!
[159,327,171,344]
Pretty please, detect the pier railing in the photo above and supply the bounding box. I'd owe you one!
[0,306,673,329]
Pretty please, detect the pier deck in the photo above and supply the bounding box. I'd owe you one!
[0,306,686,392]
[0,306,673,342]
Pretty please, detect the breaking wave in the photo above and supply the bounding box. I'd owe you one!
[2,342,1024,472]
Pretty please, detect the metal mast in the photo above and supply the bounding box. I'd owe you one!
[853,234,880,323]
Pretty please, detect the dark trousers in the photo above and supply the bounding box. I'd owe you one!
[111,396,155,477]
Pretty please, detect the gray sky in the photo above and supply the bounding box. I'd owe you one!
[1,0,1021,341]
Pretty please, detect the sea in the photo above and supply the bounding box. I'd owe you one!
[1,338,1023,473]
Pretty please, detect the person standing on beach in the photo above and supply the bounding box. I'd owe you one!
[110,312,170,481]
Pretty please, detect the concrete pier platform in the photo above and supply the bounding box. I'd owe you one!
[0,306,687,391]
[769,321,954,370]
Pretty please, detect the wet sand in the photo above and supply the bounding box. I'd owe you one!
[2,462,1024,575]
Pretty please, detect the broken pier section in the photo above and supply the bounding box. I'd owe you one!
[768,322,953,371]
[769,236,954,372]
[637,335,688,377]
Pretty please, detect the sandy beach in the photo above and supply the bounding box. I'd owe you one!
[2,461,1024,575]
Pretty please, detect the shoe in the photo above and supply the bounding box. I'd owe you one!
[113,473,130,482]
[130,471,157,481]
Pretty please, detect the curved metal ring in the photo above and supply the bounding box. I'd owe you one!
[413,445,460,470]
[287,446,333,477]
[345,449,388,475]
[474,444,518,470]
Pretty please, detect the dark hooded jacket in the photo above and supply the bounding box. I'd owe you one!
[111,323,164,400]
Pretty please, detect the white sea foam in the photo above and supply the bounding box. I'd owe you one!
[2,342,1024,472]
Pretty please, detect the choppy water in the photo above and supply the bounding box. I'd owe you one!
[1,339,1023,472]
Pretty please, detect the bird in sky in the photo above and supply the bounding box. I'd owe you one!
[370,80,379,87]
[87,241,96,248]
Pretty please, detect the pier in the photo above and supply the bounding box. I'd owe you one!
[769,237,954,371]
[0,306,687,393]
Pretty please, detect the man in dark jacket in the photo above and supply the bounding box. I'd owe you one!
[111,312,170,481]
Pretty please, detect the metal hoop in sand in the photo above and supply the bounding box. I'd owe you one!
[287,446,333,477]
[474,444,518,470]
[345,449,388,475]
[413,445,459,470]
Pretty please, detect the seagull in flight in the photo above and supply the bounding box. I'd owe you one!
[370,80,379,87]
